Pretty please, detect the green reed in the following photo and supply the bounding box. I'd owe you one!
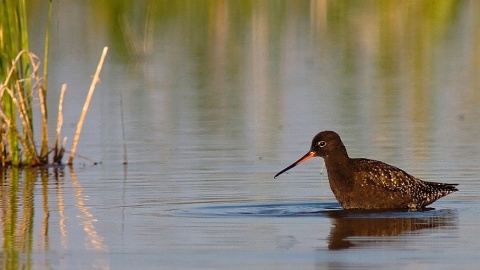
[1,0,105,167]
[0,0,36,166]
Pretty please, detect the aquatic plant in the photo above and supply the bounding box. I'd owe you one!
[0,0,107,166]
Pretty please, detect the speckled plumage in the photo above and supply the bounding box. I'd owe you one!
[274,131,458,210]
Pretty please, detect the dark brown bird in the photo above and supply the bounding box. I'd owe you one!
[274,131,458,210]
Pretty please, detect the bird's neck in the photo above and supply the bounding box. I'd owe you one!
[324,145,350,166]
[324,153,351,173]
[323,146,354,189]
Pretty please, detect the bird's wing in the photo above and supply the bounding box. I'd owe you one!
[353,158,427,193]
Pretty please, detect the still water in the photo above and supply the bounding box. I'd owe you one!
[3,0,480,269]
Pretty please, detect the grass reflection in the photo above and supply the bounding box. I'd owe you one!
[26,0,477,143]
[53,168,68,250]
[0,167,107,268]
[0,168,34,269]
[70,169,108,252]
[79,0,468,135]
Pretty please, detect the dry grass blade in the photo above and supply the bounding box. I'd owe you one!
[38,84,48,159]
[68,47,108,165]
[54,84,67,163]
[120,93,128,165]
[0,108,40,165]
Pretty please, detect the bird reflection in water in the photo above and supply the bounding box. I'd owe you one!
[325,208,457,250]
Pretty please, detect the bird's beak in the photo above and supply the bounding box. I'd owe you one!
[274,151,316,178]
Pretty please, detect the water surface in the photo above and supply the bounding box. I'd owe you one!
[3,1,480,269]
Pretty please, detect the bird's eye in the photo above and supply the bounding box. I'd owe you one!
[318,141,326,147]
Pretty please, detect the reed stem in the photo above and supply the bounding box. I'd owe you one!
[40,0,53,159]
[68,47,108,165]
[54,84,67,164]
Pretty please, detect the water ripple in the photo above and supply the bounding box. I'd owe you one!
[172,201,458,218]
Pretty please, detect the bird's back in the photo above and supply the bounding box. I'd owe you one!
[330,158,458,209]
